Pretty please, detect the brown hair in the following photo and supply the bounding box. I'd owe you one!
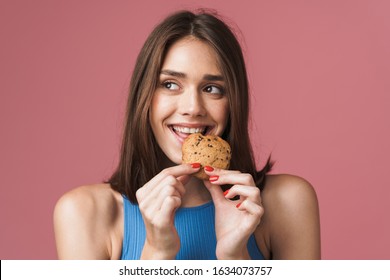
[108,10,272,203]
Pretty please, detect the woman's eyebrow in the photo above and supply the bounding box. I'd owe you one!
[203,74,224,81]
[160,69,224,82]
[160,69,186,78]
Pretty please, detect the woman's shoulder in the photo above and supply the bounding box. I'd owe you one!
[261,173,319,219]
[54,184,122,217]
[259,174,321,259]
[263,173,317,201]
[53,184,124,259]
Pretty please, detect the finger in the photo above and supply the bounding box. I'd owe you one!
[159,196,181,225]
[177,175,191,185]
[152,175,186,200]
[154,185,182,213]
[236,200,264,221]
[203,180,225,205]
[207,172,255,187]
[143,174,185,202]
[139,176,184,215]
[161,163,202,178]
[204,166,241,176]
[145,163,201,191]
[225,185,261,203]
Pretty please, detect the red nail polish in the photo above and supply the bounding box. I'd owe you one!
[204,166,214,172]
[236,202,242,208]
[209,175,219,182]
[223,189,229,196]
[191,163,201,168]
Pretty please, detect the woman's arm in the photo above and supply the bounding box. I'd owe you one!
[260,175,321,259]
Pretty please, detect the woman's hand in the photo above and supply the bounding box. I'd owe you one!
[203,167,264,260]
[135,163,200,259]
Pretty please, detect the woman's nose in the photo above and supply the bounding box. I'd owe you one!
[178,88,206,117]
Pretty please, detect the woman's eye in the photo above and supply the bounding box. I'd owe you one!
[204,85,224,94]
[163,81,180,90]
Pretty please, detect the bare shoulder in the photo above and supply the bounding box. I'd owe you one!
[53,184,123,259]
[263,174,319,208]
[54,184,122,216]
[258,174,321,259]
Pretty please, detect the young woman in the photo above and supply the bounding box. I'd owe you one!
[54,10,320,260]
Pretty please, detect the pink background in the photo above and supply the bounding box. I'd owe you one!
[1,0,389,259]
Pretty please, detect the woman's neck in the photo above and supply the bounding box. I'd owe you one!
[181,176,211,207]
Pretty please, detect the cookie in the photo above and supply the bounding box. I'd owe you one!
[182,133,231,180]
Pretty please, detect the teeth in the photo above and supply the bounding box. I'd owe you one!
[173,125,206,134]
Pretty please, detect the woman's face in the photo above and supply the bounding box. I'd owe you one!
[150,37,229,165]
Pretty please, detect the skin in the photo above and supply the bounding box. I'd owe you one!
[53,37,321,260]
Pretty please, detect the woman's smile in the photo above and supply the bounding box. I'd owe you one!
[168,124,214,143]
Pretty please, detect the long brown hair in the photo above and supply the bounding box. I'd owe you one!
[108,10,272,203]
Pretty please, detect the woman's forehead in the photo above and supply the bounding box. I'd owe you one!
[161,37,222,77]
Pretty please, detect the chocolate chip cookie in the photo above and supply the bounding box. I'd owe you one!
[182,133,231,180]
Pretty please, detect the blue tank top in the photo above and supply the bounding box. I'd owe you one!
[120,196,265,260]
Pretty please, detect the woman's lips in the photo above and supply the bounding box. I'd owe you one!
[172,125,206,134]
[169,125,211,143]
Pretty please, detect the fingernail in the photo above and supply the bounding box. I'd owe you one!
[191,163,201,168]
[209,175,219,182]
[204,166,214,172]
[223,189,230,196]
[236,202,242,208]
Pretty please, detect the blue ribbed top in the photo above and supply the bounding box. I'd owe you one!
[120,195,264,260]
